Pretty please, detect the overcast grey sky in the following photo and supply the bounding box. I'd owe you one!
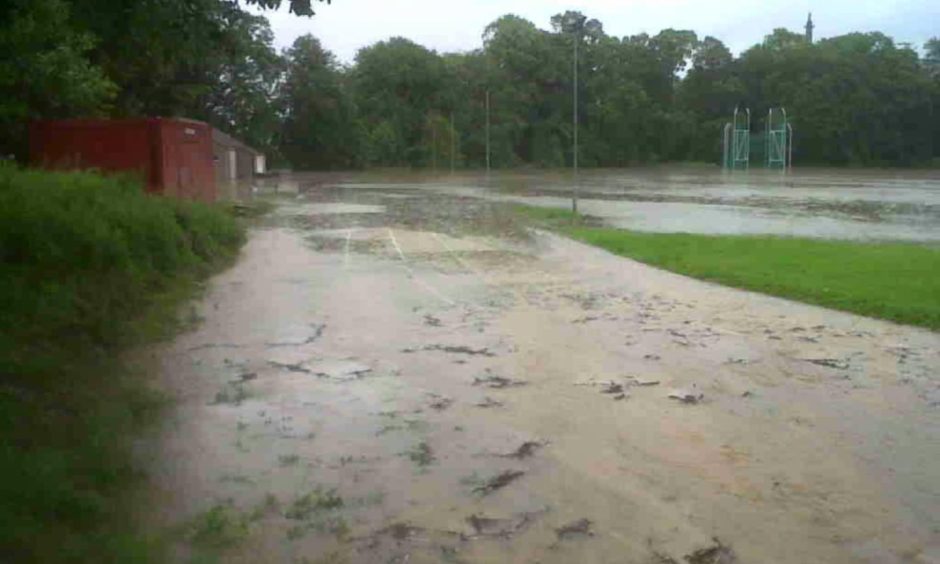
[249,0,939,64]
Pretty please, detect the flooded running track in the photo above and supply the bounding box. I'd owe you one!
[308,166,940,242]
[142,175,940,563]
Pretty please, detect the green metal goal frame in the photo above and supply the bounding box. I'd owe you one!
[723,106,751,171]
[723,106,793,171]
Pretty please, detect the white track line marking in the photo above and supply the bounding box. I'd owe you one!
[344,229,353,268]
[387,228,406,260]
[413,277,456,306]
[432,232,564,306]
[431,233,484,279]
[387,228,456,306]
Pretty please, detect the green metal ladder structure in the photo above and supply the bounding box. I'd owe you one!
[765,107,792,170]
[723,106,792,171]
[723,106,750,171]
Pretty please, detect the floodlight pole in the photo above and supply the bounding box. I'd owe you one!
[572,29,579,215]
[485,90,491,175]
[450,111,456,174]
[766,109,771,169]
[431,115,437,171]
[745,108,751,171]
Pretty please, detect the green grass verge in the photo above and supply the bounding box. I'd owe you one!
[517,205,940,330]
[0,165,247,562]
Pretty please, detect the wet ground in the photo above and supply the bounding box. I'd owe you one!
[143,172,940,563]
[281,167,940,242]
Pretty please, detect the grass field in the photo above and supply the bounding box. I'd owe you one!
[0,166,246,562]
[518,205,940,331]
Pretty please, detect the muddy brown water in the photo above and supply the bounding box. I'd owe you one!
[295,166,940,242]
[142,172,940,563]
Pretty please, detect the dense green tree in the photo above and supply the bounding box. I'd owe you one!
[925,38,940,78]
[735,31,933,164]
[763,28,809,52]
[679,37,746,161]
[193,8,284,154]
[480,15,549,166]
[2,0,303,160]
[279,35,361,169]
[3,1,938,167]
[579,36,651,165]
[440,52,486,167]
[352,38,451,166]
[4,0,298,157]
[0,0,115,158]
[926,38,940,158]
[480,14,577,166]
[65,0,230,117]
[342,16,934,168]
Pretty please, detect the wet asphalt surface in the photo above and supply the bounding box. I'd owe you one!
[142,172,940,563]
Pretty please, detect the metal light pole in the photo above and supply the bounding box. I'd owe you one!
[431,115,437,172]
[485,90,491,176]
[450,111,456,174]
[572,29,579,215]
[766,108,771,169]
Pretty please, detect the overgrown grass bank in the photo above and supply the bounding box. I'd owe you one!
[518,205,940,330]
[0,166,245,562]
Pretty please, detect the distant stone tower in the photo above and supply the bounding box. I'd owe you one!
[805,12,815,43]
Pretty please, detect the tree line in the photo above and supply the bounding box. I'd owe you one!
[3,0,939,168]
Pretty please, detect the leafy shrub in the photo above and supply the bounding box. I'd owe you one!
[0,165,244,562]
